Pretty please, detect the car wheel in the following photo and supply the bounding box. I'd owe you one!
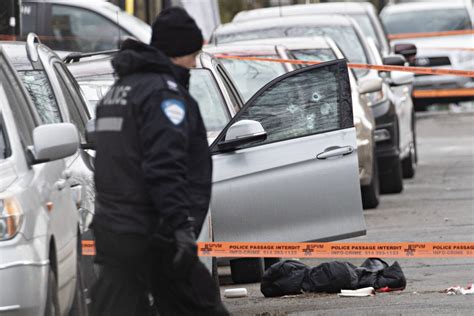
[44,268,60,316]
[380,157,404,194]
[230,258,264,284]
[264,258,281,270]
[361,150,380,209]
[69,237,88,316]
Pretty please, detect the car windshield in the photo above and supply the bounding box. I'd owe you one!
[78,77,114,115]
[352,14,379,46]
[189,69,231,137]
[0,114,10,160]
[16,70,62,124]
[216,25,368,76]
[382,9,472,34]
[219,55,287,102]
[291,48,336,62]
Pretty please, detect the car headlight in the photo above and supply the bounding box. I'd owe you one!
[361,90,385,107]
[0,198,24,240]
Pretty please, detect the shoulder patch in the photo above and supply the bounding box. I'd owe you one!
[161,99,186,125]
[166,80,179,91]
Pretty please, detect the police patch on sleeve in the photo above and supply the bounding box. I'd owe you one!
[161,99,186,125]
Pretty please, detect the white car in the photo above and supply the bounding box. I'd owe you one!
[381,1,474,106]
[0,48,85,315]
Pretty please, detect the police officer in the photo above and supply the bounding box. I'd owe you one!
[90,7,228,316]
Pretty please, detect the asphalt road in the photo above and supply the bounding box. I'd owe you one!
[219,111,474,315]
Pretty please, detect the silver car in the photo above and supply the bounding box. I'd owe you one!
[0,47,84,315]
[381,2,474,106]
[21,0,151,53]
[210,14,417,192]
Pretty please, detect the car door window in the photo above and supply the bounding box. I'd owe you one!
[0,55,37,146]
[46,4,131,52]
[53,63,90,139]
[229,60,352,148]
[16,70,62,124]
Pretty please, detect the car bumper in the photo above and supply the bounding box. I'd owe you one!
[0,235,48,316]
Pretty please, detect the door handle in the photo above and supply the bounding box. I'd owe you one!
[317,146,354,160]
[55,179,67,191]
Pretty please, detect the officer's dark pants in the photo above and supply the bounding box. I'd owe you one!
[90,227,228,316]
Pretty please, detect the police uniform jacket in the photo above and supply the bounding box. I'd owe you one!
[92,39,212,237]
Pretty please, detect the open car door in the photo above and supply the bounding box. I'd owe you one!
[210,59,366,242]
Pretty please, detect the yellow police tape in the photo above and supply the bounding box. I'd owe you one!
[81,240,474,258]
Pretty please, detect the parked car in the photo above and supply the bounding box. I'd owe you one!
[21,0,151,53]
[210,15,416,192]
[232,1,391,57]
[0,45,85,315]
[381,2,474,106]
[205,39,379,208]
[1,34,95,230]
[68,51,366,283]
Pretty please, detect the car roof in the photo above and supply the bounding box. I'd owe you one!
[382,2,469,15]
[215,15,353,36]
[0,41,35,70]
[233,2,372,23]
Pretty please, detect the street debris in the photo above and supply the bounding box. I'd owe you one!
[224,288,249,298]
[444,284,474,295]
[339,287,376,297]
[261,258,406,297]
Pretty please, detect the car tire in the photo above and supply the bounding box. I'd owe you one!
[44,268,60,316]
[264,258,281,270]
[361,151,380,209]
[380,157,404,194]
[69,237,88,316]
[230,258,264,284]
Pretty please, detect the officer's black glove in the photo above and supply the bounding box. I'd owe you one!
[172,221,198,276]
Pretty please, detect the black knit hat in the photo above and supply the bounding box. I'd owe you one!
[150,7,203,57]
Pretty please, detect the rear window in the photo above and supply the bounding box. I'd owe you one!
[382,9,472,34]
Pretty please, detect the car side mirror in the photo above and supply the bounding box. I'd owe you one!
[390,71,414,86]
[217,120,267,152]
[383,54,407,66]
[358,77,383,94]
[393,43,417,61]
[32,123,79,163]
